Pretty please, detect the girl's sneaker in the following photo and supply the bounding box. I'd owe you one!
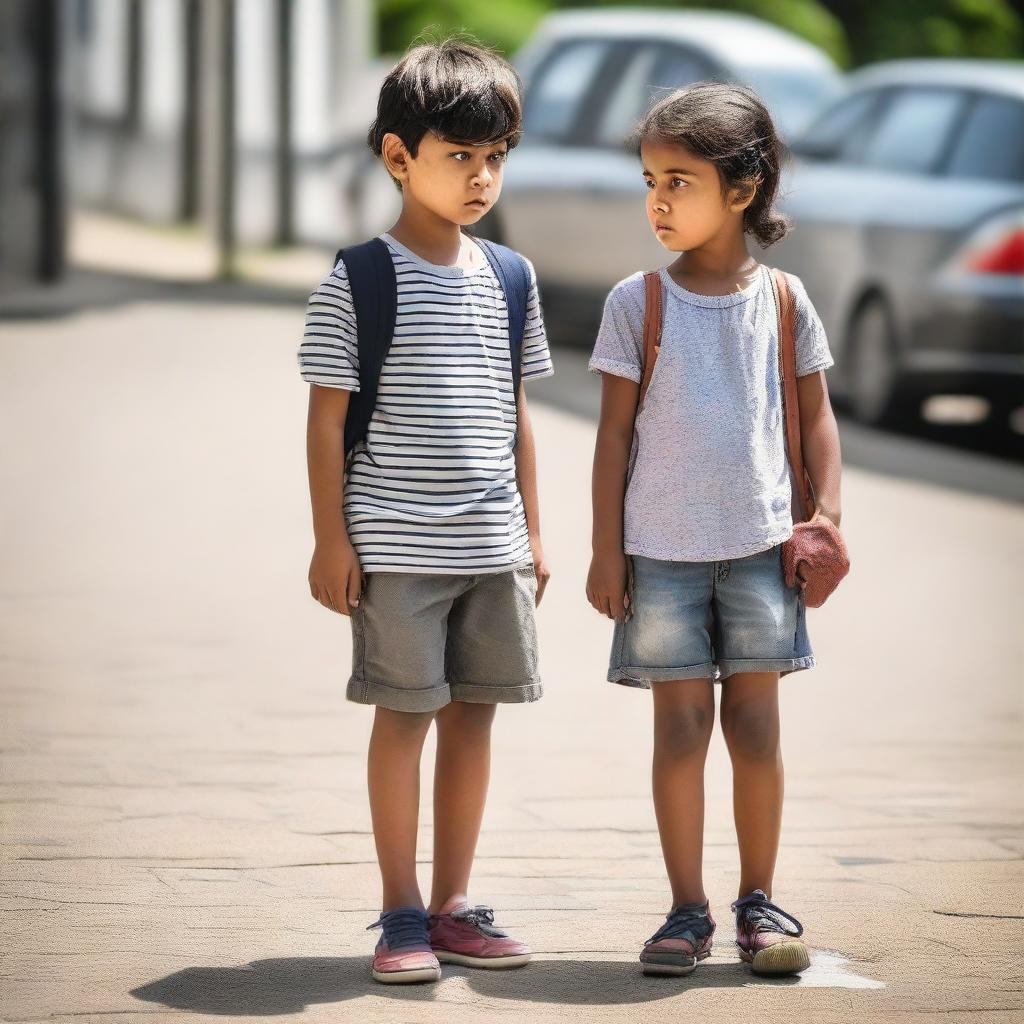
[640,900,716,976]
[428,903,531,969]
[731,889,811,975]
[367,906,441,984]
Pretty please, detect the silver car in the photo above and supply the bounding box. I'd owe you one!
[774,60,1024,427]
[482,9,842,326]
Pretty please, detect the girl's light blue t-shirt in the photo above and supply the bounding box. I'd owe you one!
[588,265,834,563]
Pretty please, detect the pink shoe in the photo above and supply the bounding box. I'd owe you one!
[367,907,441,984]
[428,903,531,969]
[731,890,810,975]
[640,900,716,976]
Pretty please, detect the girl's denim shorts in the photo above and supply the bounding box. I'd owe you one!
[608,543,814,687]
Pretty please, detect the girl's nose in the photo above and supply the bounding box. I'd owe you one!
[652,197,669,214]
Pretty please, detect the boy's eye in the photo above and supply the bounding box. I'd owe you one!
[489,151,507,163]
[671,178,686,188]
[644,179,655,189]
[451,152,470,162]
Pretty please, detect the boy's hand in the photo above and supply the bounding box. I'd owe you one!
[586,550,629,621]
[530,537,551,606]
[308,538,363,616]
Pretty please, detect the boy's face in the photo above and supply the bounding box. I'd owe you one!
[640,139,754,252]
[382,131,510,226]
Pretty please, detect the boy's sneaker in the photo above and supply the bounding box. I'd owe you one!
[640,900,716,976]
[367,906,441,984]
[428,903,531,969]
[731,889,811,975]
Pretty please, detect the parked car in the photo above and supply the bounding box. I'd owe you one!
[478,9,843,328]
[773,60,1024,426]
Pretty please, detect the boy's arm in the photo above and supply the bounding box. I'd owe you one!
[514,385,549,605]
[306,384,363,614]
[796,370,842,527]
[587,373,638,621]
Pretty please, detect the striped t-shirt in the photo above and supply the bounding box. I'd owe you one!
[298,232,554,575]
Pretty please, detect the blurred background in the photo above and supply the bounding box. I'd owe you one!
[2,0,1023,454]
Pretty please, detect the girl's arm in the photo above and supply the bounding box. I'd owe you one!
[306,384,363,614]
[514,385,550,605]
[796,370,842,527]
[587,373,640,620]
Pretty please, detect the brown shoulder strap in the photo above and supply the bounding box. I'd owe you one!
[639,271,663,407]
[771,268,814,521]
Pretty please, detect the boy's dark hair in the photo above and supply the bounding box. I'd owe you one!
[632,82,788,248]
[367,37,523,182]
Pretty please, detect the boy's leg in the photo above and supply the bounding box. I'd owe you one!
[651,678,716,906]
[428,700,496,913]
[719,671,782,897]
[368,706,436,911]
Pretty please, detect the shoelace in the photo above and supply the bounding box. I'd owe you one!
[646,902,713,945]
[730,890,804,937]
[449,904,508,938]
[366,906,431,949]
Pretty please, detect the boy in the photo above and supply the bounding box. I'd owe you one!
[297,39,553,985]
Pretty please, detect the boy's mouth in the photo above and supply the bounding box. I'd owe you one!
[654,223,673,233]
[466,198,489,210]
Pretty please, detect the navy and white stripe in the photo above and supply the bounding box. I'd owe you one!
[298,233,553,574]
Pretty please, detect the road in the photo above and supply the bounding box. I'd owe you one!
[1,294,1022,1023]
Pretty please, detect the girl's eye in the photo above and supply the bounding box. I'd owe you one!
[644,179,655,189]
[671,178,686,188]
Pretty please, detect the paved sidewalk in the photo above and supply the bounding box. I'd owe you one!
[1,298,1022,1023]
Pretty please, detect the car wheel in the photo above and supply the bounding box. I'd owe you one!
[845,297,907,426]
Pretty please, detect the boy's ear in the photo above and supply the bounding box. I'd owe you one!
[728,179,758,214]
[381,132,412,185]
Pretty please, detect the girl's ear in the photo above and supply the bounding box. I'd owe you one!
[381,132,412,185]
[728,179,758,214]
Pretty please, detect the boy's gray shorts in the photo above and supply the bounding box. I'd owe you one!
[347,564,542,713]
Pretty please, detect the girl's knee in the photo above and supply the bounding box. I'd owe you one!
[655,701,715,760]
[721,701,780,761]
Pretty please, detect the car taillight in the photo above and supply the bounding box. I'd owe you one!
[955,210,1024,275]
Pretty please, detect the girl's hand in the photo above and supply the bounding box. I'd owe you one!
[530,537,551,606]
[587,550,630,621]
[308,538,363,615]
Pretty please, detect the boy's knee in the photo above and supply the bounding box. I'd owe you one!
[721,702,779,761]
[374,706,435,736]
[655,701,714,760]
[436,700,496,732]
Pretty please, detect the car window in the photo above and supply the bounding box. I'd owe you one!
[523,40,613,141]
[593,44,713,148]
[861,88,967,174]
[945,93,1024,182]
[792,90,883,162]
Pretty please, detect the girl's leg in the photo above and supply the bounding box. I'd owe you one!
[367,706,436,911]
[719,671,783,897]
[651,678,716,906]
[428,700,497,914]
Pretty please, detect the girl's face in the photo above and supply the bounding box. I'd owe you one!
[382,130,509,227]
[640,139,753,252]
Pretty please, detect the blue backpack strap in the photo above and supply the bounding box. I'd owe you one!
[334,239,397,457]
[475,238,530,399]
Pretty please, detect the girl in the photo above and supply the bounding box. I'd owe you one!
[586,82,843,978]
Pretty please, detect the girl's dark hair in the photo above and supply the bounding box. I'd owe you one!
[368,37,523,167]
[632,82,789,248]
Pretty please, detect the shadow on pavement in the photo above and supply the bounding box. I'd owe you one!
[130,955,782,1014]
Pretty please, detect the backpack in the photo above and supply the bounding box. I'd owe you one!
[332,236,530,457]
